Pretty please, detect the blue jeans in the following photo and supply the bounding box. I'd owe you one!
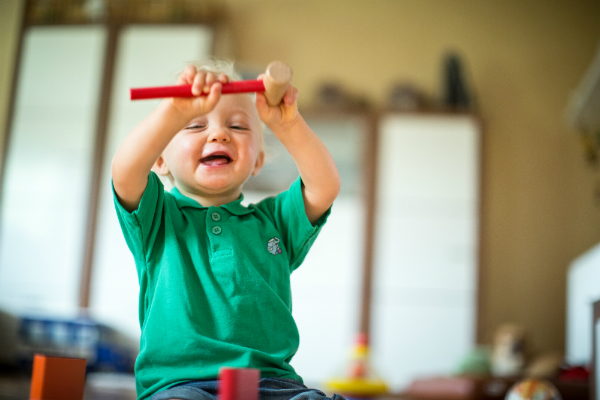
[149,377,346,400]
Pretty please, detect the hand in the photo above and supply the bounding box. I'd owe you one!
[255,75,301,134]
[169,65,229,119]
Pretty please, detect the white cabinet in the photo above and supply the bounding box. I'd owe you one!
[371,114,481,390]
[0,26,108,316]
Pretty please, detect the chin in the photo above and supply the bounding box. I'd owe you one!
[199,180,240,194]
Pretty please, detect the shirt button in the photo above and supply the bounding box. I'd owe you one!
[211,226,222,235]
[211,212,221,221]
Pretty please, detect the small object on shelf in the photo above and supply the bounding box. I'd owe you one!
[316,83,351,108]
[455,346,492,377]
[315,83,369,110]
[30,354,87,400]
[505,379,562,400]
[492,323,526,378]
[325,333,388,398]
[442,52,473,110]
[387,83,426,111]
[218,367,260,400]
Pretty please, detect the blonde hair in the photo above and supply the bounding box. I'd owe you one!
[188,57,243,81]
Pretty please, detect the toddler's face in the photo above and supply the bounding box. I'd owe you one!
[159,94,264,200]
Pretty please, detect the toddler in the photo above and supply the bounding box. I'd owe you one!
[111,60,343,400]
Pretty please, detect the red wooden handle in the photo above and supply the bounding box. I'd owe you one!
[130,79,266,100]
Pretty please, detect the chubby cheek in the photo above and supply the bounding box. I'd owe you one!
[240,141,261,168]
[162,138,199,175]
[171,136,202,163]
[180,136,200,155]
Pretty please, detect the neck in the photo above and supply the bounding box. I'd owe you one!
[177,186,242,207]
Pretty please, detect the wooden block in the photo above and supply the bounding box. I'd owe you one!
[30,354,87,400]
[218,368,260,400]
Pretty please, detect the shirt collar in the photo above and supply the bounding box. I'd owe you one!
[170,187,254,216]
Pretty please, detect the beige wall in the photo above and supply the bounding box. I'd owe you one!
[0,0,24,170]
[1,0,599,357]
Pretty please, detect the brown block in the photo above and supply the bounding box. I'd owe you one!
[30,354,87,400]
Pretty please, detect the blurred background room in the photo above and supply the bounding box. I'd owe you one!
[0,0,599,399]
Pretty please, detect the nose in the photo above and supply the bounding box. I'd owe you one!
[207,127,230,143]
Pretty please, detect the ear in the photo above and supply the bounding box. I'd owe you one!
[251,151,265,176]
[152,154,171,176]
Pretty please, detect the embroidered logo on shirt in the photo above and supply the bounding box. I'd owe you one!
[267,237,282,255]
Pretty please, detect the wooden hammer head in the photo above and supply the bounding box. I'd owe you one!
[263,61,293,106]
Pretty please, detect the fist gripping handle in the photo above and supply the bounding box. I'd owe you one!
[130,61,292,107]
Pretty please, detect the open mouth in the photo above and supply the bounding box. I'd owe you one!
[200,152,232,166]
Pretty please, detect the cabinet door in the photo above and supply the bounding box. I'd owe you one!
[89,25,213,339]
[0,26,107,316]
[372,114,480,390]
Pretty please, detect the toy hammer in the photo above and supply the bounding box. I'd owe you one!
[130,61,292,106]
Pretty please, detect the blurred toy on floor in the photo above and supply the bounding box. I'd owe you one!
[325,333,388,399]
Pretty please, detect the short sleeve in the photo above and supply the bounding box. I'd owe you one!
[260,176,331,272]
[113,171,165,266]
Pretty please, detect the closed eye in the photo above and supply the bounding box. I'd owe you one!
[230,125,248,131]
[185,124,205,130]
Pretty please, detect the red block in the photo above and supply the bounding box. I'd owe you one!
[30,354,87,400]
[219,368,260,400]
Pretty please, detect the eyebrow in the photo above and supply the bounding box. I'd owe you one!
[185,121,205,127]
[187,116,206,123]
[228,108,254,118]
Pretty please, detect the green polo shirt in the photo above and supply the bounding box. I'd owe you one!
[114,172,330,400]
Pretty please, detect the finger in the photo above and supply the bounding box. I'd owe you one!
[204,72,218,94]
[283,86,298,107]
[192,70,207,96]
[178,65,197,85]
[205,81,222,109]
[218,73,229,84]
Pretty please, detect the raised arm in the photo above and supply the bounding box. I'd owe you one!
[255,86,341,224]
[111,67,226,212]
